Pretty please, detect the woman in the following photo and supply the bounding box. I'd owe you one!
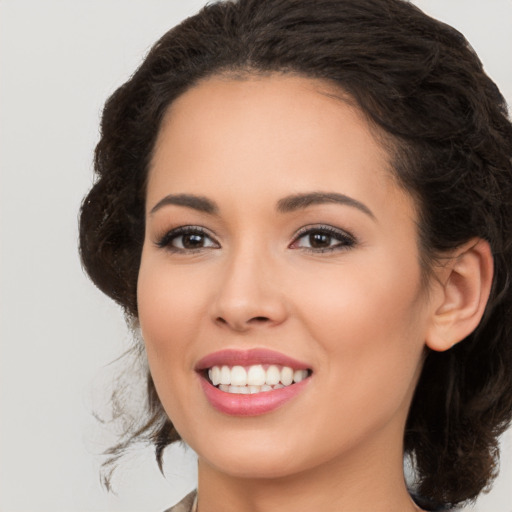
[79,0,512,510]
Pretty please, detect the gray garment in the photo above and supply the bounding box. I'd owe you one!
[164,490,197,512]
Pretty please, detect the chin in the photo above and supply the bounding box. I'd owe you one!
[190,429,312,479]
[201,449,307,480]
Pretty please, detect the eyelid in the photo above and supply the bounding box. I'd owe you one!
[289,224,356,251]
[154,225,220,251]
[153,223,356,253]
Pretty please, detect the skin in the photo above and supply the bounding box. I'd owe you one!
[137,74,451,512]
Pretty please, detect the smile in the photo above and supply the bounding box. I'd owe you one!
[207,364,310,394]
[196,349,313,415]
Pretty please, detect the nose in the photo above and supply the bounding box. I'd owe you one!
[209,247,288,332]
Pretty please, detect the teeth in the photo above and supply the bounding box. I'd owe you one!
[228,385,250,394]
[208,364,309,393]
[247,365,266,386]
[209,366,221,386]
[265,365,281,385]
[281,366,294,386]
[220,366,231,385]
[231,366,247,386]
[293,369,306,383]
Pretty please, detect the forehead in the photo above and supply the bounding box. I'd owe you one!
[147,73,413,221]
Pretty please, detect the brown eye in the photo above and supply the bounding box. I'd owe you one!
[156,226,219,252]
[291,226,356,253]
[170,231,217,250]
[180,233,208,249]
[308,232,332,248]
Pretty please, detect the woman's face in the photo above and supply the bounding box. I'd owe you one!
[138,74,436,479]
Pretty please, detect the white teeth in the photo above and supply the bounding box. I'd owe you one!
[208,364,310,393]
[210,366,221,386]
[231,366,247,386]
[281,366,294,386]
[247,365,266,386]
[229,385,250,394]
[220,366,231,385]
[265,365,281,385]
[294,369,308,383]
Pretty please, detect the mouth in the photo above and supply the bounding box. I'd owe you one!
[195,348,313,414]
[202,364,313,394]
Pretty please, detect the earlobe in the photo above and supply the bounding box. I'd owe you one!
[425,238,494,352]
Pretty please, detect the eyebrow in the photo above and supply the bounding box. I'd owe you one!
[150,194,219,215]
[277,192,375,220]
[150,191,375,220]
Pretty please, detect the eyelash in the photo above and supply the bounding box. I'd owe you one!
[291,225,356,253]
[155,224,356,254]
[155,226,217,253]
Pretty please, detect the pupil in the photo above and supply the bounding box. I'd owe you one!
[310,233,331,248]
[183,233,204,248]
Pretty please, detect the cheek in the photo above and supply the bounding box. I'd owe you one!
[298,248,424,331]
[136,253,208,418]
[294,250,427,406]
[137,254,210,356]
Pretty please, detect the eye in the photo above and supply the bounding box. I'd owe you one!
[155,226,219,252]
[290,225,356,252]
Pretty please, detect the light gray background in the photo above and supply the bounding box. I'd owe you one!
[1,1,511,511]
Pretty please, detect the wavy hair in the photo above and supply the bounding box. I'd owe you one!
[79,0,512,508]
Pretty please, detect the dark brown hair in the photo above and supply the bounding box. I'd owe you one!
[79,0,512,508]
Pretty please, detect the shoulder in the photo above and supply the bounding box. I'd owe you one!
[163,490,197,512]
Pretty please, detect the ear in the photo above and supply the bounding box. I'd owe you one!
[425,238,494,352]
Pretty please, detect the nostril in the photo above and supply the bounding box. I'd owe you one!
[214,315,272,330]
[249,316,270,323]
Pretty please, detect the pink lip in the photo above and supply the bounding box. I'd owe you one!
[199,377,311,416]
[195,348,312,416]
[195,348,311,371]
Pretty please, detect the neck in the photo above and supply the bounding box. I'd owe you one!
[195,431,422,512]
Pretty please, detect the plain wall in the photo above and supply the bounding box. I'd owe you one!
[1,1,511,511]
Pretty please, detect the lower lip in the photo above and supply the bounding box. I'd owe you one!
[199,376,311,416]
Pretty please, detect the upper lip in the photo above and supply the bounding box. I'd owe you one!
[195,348,312,371]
